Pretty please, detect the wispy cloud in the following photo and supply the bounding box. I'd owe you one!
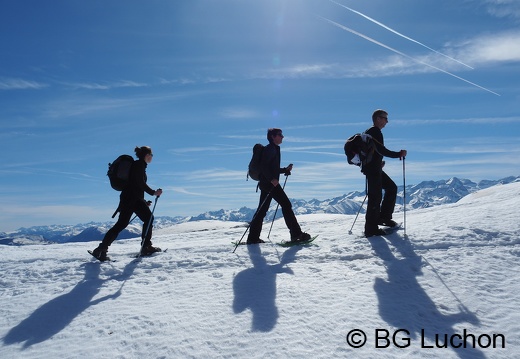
[189,168,244,181]
[0,78,48,90]
[171,146,232,155]
[330,0,474,69]
[266,63,335,78]
[219,107,260,119]
[41,91,191,120]
[480,0,520,20]
[68,80,149,90]
[170,144,247,157]
[158,77,196,85]
[460,30,520,63]
[320,16,501,96]
[392,116,520,126]
[43,97,143,119]
[414,139,520,155]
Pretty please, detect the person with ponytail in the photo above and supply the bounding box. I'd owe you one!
[91,146,163,261]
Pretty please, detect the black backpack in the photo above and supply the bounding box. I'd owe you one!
[344,133,376,167]
[107,154,134,191]
[247,143,264,181]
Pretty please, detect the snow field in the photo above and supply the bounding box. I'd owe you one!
[1,182,519,358]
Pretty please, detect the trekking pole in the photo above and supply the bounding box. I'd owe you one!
[137,195,160,258]
[348,193,367,235]
[402,157,407,237]
[348,178,368,235]
[233,189,273,253]
[267,174,289,239]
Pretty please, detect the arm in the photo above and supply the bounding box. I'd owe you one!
[366,127,404,159]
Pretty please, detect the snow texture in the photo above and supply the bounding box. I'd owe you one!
[1,182,519,358]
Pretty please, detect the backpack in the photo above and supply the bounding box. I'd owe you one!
[107,154,134,191]
[344,133,376,167]
[247,143,264,181]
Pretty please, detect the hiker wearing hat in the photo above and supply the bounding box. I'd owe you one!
[363,110,407,237]
[246,128,312,244]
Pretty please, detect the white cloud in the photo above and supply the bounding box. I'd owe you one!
[462,30,520,63]
[0,78,48,90]
[481,0,520,20]
[70,80,148,90]
[219,108,260,119]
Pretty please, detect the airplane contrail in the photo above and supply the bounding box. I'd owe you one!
[330,0,474,69]
[320,17,500,96]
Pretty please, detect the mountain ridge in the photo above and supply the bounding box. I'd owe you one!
[1,176,518,245]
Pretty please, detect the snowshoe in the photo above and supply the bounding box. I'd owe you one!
[140,245,162,257]
[379,219,399,228]
[364,228,387,238]
[279,234,318,247]
[291,232,312,243]
[88,247,110,262]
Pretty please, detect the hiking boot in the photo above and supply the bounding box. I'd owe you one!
[364,228,387,238]
[91,246,109,261]
[291,232,312,242]
[379,219,398,227]
[246,239,266,245]
[140,245,162,256]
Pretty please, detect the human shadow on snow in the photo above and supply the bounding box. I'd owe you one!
[3,259,137,349]
[369,234,486,359]
[232,244,301,332]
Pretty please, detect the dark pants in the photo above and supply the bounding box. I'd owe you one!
[100,199,153,249]
[247,182,302,242]
[365,170,397,233]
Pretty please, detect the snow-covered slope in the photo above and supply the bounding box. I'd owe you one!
[1,182,519,358]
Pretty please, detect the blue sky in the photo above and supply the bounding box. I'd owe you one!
[1,0,519,232]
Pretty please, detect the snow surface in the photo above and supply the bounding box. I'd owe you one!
[1,182,519,359]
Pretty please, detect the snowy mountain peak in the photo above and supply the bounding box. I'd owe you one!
[1,176,518,244]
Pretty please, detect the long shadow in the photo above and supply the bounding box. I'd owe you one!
[3,260,137,349]
[369,234,486,359]
[232,244,300,332]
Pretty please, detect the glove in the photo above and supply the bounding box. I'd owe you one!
[284,163,293,176]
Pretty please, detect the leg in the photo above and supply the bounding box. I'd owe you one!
[365,171,382,235]
[380,171,397,221]
[92,206,132,260]
[100,207,133,248]
[247,188,272,243]
[270,184,302,239]
[134,199,153,247]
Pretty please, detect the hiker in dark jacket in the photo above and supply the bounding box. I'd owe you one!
[363,109,407,237]
[246,128,311,244]
[91,146,163,261]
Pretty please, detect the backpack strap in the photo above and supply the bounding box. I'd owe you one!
[111,205,120,218]
[362,131,383,155]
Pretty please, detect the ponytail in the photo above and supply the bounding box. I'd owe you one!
[135,146,152,160]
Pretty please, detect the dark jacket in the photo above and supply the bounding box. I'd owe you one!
[363,126,401,174]
[120,159,155,207]
[259,143,288,185]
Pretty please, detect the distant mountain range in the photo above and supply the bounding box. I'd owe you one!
[1,176,518,245]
